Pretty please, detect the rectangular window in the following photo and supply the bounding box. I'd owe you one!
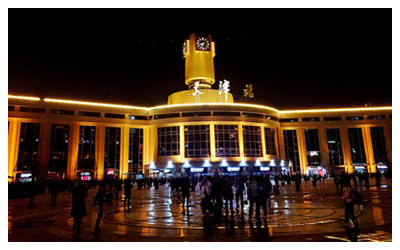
[283,130,300,172]
[184,125,210,158]
[346,116,363,120]
[182,112,211,117]
[158,126,180,156]
[348,128,366,164]
[48,124,70,178]
[323,117,342,121]
[280,118,298,123]
[326,128,344,165]
[78,125,96,170]
[304,129,321,165]
[214,125,239,157]
[265,116,278,121]
[370,127,388,164]
[264,127,277,155]
[105,113,125,119]
[213,111,240,117]
[242,125,262,157]
[17,122,40,171]
[128,115,147,120]
[8,105,15,111]
[367,115,386,120]
[242,112,263,118]
[302,117,320,122]
[129,128,143,173]
[154,113,180,119]
[20,106,46,113]
[51,109,74,115]
[104,127,121,176]
[79,111,101,117]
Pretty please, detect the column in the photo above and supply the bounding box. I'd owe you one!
[318,127,331,172]
[210,122,216,161]
[8,119,20,182]
[120,125,130,179]
[296,128,308,175]
[179,124,185,162]
[68,122,80,181]
[362,125,375,173]
[37,120,51,181]
[238,123,244,159]
[339,127,353,173]
[96,124,105,181]
[260,125,267,161]
[277,128,285,163]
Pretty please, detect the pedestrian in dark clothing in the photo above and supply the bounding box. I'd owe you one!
[49,181,59,205]
[222,176,234,216]
[123,176,133,210]
[247,176,257,220]
[154,178,159,189]
[341,182,358,229]
[27,181,36,208]
[70,181,87,234]
[181,177,191,213]
[334,175,340,194]
[261,176,272,216]
[94,184,106,233]
[295,173,302,191]
[234,175,245,215]
[114,179,122,199]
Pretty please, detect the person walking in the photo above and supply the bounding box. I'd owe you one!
[222,176,234,216]
[123,176,133,210]
[94,184,106,233]
[70,181,87,234]
[341,182,359,229]
[295,172,302,191]
[181,177,191,213]
[49,180,59,205]
[234,175,245,215]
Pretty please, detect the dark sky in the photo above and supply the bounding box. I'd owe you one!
[8,8,392,109]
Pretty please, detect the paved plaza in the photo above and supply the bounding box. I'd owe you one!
[8,179,392,242]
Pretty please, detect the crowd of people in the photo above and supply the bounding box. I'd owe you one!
[8,169,391,237]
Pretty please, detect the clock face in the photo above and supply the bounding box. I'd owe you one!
[182,41,187,56]
[195,37,211,51]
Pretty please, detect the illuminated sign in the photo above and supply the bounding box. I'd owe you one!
[377,165,388,169]
[164,169,171,173]
[328,141,336,144]
[218,79,230,102]
[354,166,365,170]
[107,169,114,175]
[260,167,270,171]
[227,167,240,172]
[20,173,32,178]
[153,170,160,173]
[81,172,91,176]
[190,167,204,173]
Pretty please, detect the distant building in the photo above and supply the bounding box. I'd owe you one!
[8,33,392,182]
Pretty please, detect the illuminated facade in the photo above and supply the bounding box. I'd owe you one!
[8,33,392,182]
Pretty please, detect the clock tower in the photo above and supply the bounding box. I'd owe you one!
[167,32,233,105]
[183,33,216,89]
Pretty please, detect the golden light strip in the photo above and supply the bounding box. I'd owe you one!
[43,98,149,111]
[8,95,40,101]
[149,102,280,113]
[9,95,392,114]
[280,106,392,114]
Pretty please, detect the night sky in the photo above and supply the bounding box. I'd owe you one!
[8,8,392,109]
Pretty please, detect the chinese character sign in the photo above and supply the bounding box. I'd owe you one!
[192,81,203,103]
[218,79,230,102]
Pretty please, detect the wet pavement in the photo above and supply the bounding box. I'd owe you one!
[8,179,392,242]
